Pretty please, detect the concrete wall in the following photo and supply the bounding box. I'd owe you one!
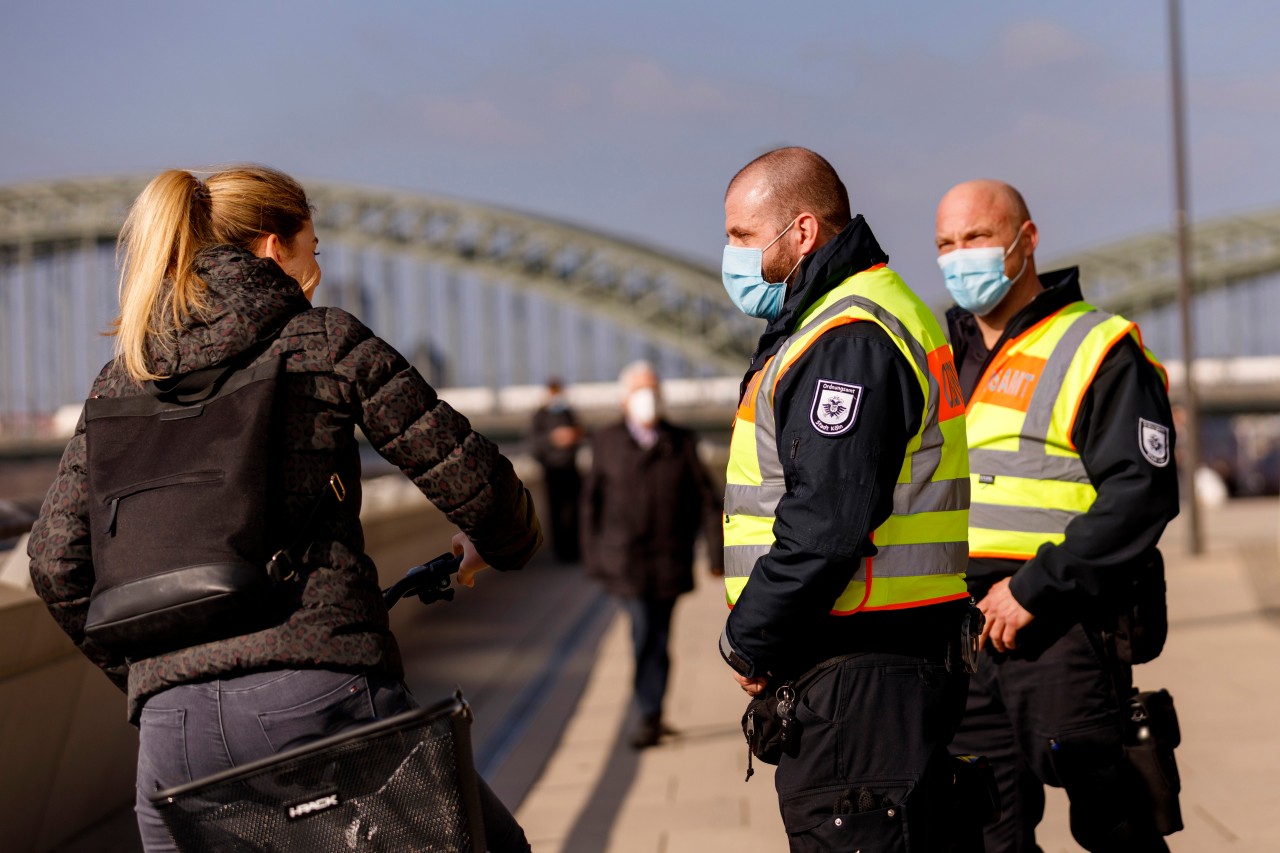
[0,539,139,853]
[0,445,716,851]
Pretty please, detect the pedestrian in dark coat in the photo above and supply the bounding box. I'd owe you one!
[529,377,584,562]
[580,361,724,748]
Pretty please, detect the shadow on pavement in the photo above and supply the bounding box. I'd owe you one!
[558,709,642,852]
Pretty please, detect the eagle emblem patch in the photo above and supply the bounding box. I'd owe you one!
[1139,418,1170,467]
[810,379,864,436]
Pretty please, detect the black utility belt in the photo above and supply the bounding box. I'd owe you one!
[812,600,973,661]
[743,602,982,780]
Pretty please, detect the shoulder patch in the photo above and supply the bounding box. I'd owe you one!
[1139,418,1170,467]
[810,379,864,436]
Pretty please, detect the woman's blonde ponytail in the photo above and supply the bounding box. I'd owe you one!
[111,165,312,383]
[114,170,215,381]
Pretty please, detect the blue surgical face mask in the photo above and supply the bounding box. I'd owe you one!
[722,217,804,320]
[937,225,1029,316]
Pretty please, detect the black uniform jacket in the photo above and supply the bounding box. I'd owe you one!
[947,268,1180,623]
[723,218,964,681]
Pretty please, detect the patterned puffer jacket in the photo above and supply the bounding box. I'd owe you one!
[28,245,542,722]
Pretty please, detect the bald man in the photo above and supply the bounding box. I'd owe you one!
[937,180,1180,852]
[719,147,974,851]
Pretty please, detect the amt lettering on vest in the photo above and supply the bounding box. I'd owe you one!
[980,353,1045,412]
[988,368,1029,397]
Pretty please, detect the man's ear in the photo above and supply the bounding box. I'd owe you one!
[795,211,822,254]
[1024,220,1039,254]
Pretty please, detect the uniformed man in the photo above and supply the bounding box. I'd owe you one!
[937,179,1179,852]
[718,147,973,851]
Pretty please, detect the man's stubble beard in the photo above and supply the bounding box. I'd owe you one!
[763,247,801,287]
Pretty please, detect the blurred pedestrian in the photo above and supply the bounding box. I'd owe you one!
[938,179,1179,852]
[27,166,540,852]
[718,147,973,851]
[530,377,584,562]
[580,361,724,749]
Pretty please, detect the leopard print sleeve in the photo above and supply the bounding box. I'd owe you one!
[27,369,129,690]
[323,308,541,570]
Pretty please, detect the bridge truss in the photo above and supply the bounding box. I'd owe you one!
[0,176,759,422]
[1047,208,1280,361]
[3,177,1280,424]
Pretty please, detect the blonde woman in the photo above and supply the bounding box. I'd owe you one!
[27,166,540,852]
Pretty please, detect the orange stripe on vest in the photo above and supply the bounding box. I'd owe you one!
[927,345,966,421]
[966,306,1068,415]
[734,358,771,425]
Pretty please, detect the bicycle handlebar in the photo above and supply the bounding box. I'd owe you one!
[382,552,462,609]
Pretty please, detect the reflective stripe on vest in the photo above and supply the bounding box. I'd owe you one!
[723,265,970,613]
[966,301,1164,560]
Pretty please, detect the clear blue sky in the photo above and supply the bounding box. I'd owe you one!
[3,1,1277,304]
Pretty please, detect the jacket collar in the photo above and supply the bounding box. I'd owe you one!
[617,417,676,454]
[946,266,1084,370]
[147,245,312,376]
[741,215,889,395]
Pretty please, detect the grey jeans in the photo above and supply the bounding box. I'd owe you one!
[135,668,529,852]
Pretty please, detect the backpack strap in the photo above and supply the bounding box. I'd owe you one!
[145,335,282,403]
[266,472,348,582]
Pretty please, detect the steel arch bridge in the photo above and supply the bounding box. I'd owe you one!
[3,177,1280,422]
[1047,208,1280,316]
[1045,208,1280,361]
[0,175,761,421]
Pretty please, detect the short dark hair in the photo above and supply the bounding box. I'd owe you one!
[727,147,852,237]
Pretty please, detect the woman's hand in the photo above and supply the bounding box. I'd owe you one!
[452,531,490,588]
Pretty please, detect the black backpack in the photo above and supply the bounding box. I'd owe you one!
[82,339,322,658]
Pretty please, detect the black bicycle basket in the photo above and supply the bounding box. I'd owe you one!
[152,694,485,852]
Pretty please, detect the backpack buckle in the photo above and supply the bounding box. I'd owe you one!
[267,550,296,583]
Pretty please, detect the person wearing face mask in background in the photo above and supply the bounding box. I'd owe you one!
[938,180,1180,852]
[579,361,724,749]
[530,377,585,563]
[719,147,974,851]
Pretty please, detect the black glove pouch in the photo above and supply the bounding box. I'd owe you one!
[740,654,856,781]
[742,682,797,770]
[1124,688,1183,836]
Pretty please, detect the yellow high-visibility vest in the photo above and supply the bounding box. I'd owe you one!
[723,264,970,613]
[966,301,1167,560]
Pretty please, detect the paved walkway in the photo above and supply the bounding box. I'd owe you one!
[516,497,1280,852]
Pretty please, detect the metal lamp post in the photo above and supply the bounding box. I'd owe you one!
[1168,0,1204,554]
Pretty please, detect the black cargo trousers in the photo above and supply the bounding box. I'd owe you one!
[773,640,970,851]
[950,617,1169,853]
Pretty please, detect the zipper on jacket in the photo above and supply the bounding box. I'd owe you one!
[790,437,801,460]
